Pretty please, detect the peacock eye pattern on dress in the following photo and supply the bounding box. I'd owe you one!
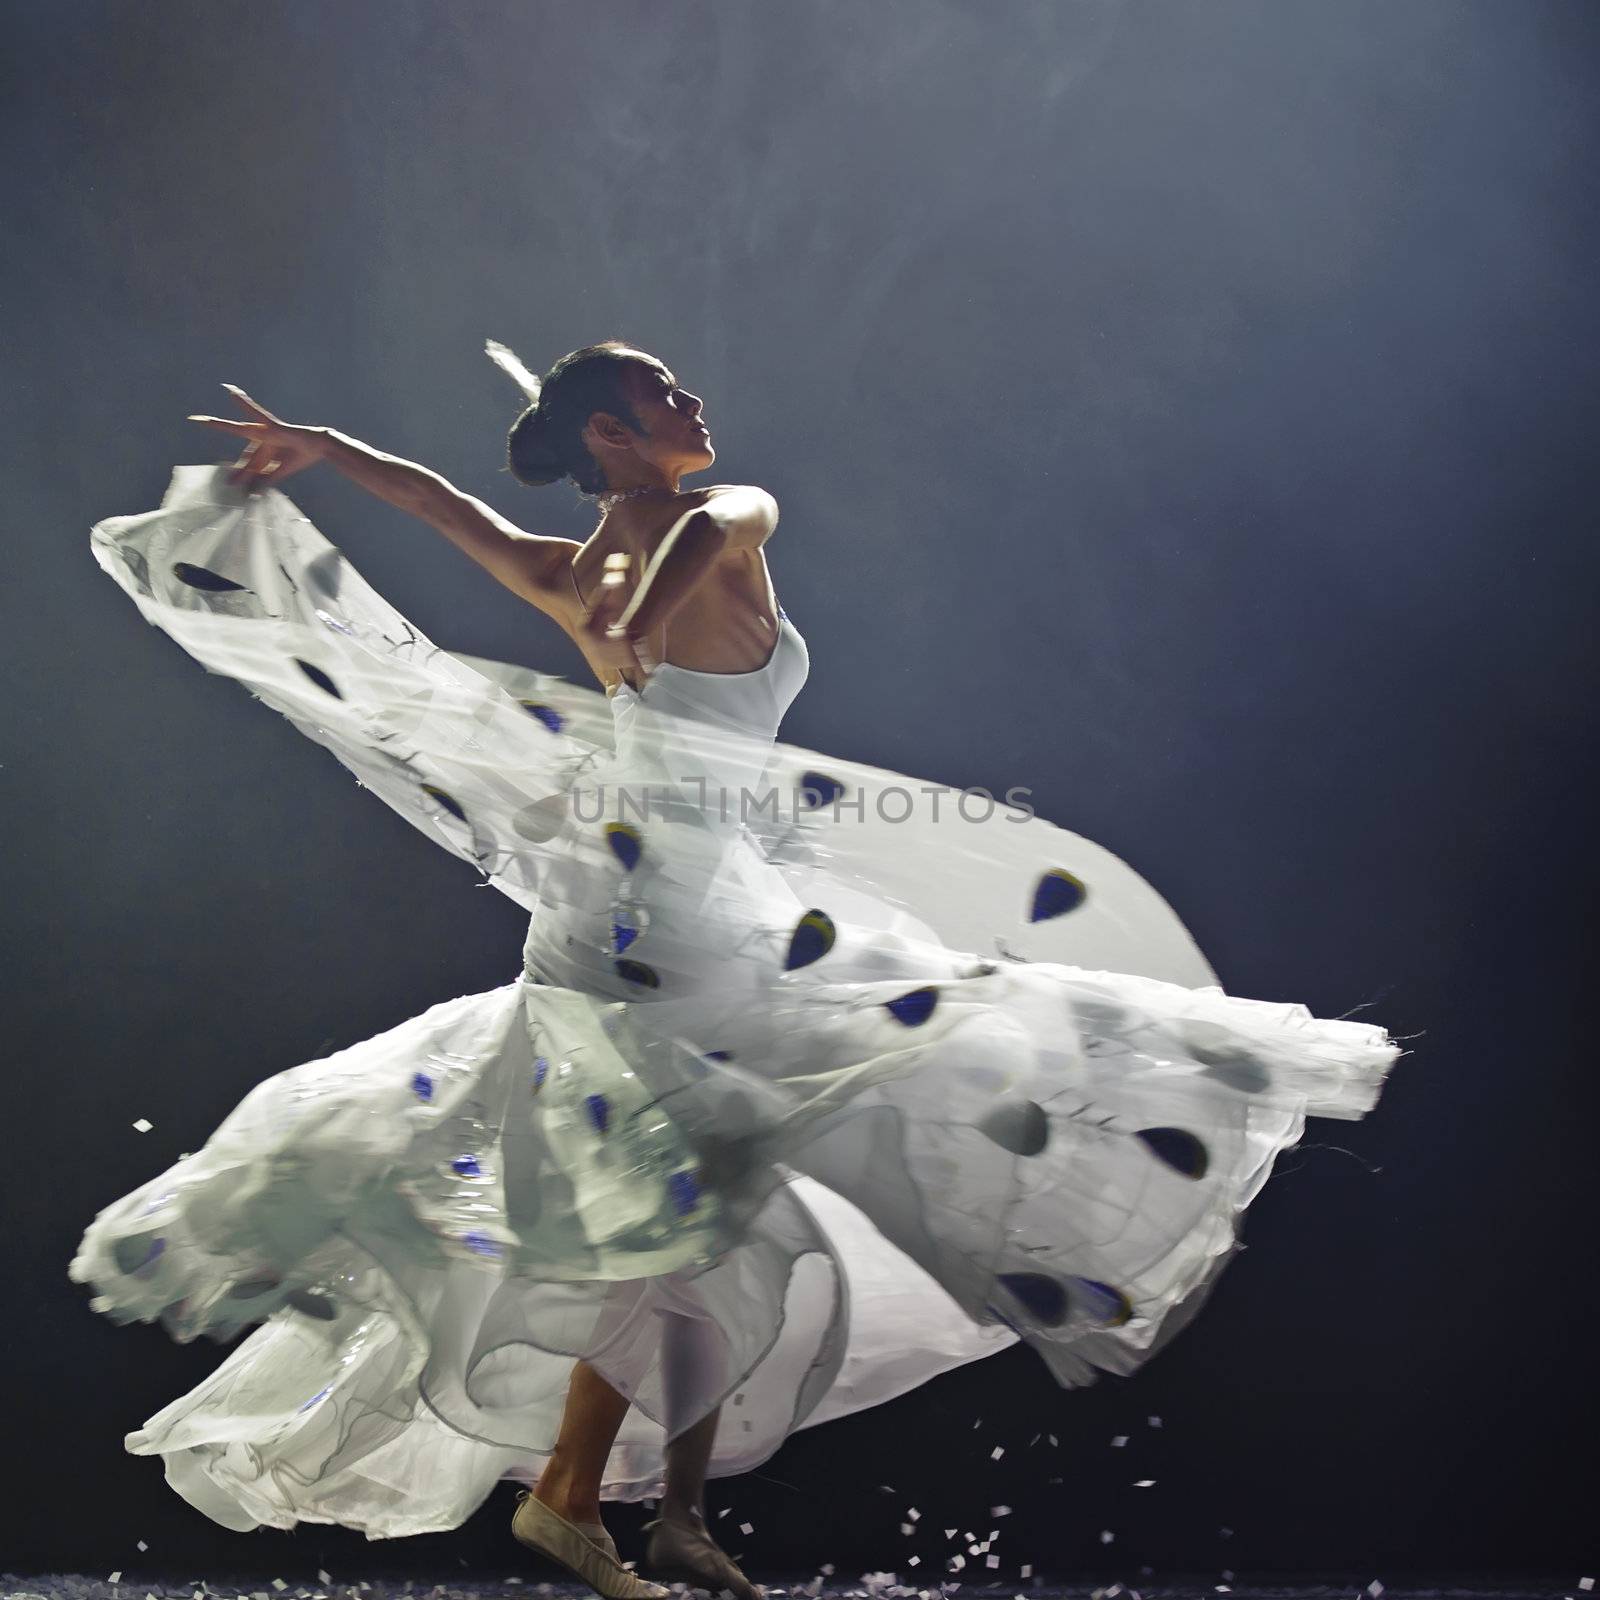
[996,1271,1135,1331]
[518,701,565,733]
[977,1098,1050,1156]
[421,784,468,824]
[113,1235,166,1275]
[786,910,836,970]
[451,1154,482,1177]
[411,1072,434,1102]
[605,823,643,871]
[1030,868,1088,921]
[462,1231,503,1259]
[1136,1126,1210,1180]
[172,561,246,593]
[884,987,939,1026]
[295,659,343,698]
[668,1169,701,1216]
[798,771,845,810]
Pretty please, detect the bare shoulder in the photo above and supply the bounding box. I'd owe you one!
[694,483,779,549]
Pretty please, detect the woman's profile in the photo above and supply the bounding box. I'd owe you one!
[71,339,1400,1600]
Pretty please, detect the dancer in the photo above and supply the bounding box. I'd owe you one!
[73,340,1399,1598]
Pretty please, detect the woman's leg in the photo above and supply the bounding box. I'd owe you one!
[658,1309,725,1522]
[533,1358,632,1523]
[647,1312,761,1599]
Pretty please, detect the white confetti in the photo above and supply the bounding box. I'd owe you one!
[1581,1584,1595,1594]
[1111,1435,1128,1447]
[945,1530,957,1540]
[132,1118,153,1132]
[1047,1434,1057,1446]
[1134,1480,1156,1488]
[740,1522,754,1535]
[1021,1568,1032,1580]
[108,1574,123,1584]
[318,1575,332,1586]
[136,1542,148,1552]
[273,1582,288,1593]
[822,1565,835,1576]
[908,1508,920,1521]
[902,1524,916,1536]
[719,1508,731,1519]
[1028,1434,1040,1446]
[1216,1589,1231,1595]
[948,1558,965,1572]
[990,1446,1005,1460]
[990,1505,1011,1517]
[1100,1530,1115,1544]
[985,1558,1000,1571]
[1147,1416,1162,1428]
[1366,1585,1381,1598]
[909,1559,920,1568]
[880,1485,898,1493]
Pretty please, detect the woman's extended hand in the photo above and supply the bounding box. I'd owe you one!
[186,384,328,493]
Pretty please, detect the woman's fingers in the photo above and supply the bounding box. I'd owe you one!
[221,383,282,424]
[186,415,263,436]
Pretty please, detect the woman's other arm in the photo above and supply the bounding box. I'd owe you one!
[613,486,779,639]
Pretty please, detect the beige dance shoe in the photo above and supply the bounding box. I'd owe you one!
[643,1507,764,1600]
[511,1489,670,1600]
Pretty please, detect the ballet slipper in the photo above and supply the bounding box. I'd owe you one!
[643,1506,764,1600]
[512,1489,669,1600]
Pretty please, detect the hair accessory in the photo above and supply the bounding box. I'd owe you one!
[485,338,543,404]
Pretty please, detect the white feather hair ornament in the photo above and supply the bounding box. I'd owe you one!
[484,338,543,404]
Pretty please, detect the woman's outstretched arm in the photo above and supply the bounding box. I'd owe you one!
[188,386,580,618]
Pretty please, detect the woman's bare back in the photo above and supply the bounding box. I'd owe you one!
[564,493,782,696]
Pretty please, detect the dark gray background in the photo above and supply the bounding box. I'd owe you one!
[3,0,1595,1580]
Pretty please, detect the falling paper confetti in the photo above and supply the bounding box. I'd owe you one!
[132,1118,153,1132]
[1111,1435,1128,1447]
[990,1446,1005,1460]
[136,1542,148,1552]
[991,1505,1012,1517]
[1148,1416,1162,1428]
[1101,1531,1115,1545]
[1134,1480,1156,1488]
[740,1522,754,1535]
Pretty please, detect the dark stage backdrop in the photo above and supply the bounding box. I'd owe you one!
[3,0,1595,1581]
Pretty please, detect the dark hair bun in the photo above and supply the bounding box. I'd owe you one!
[507,403,566,488]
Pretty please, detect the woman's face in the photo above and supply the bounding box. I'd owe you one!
[607,353,716,479]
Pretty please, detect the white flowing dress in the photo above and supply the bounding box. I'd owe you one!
[70,466,1398,1538]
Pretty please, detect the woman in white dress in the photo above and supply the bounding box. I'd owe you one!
[73,339,1398,1599]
